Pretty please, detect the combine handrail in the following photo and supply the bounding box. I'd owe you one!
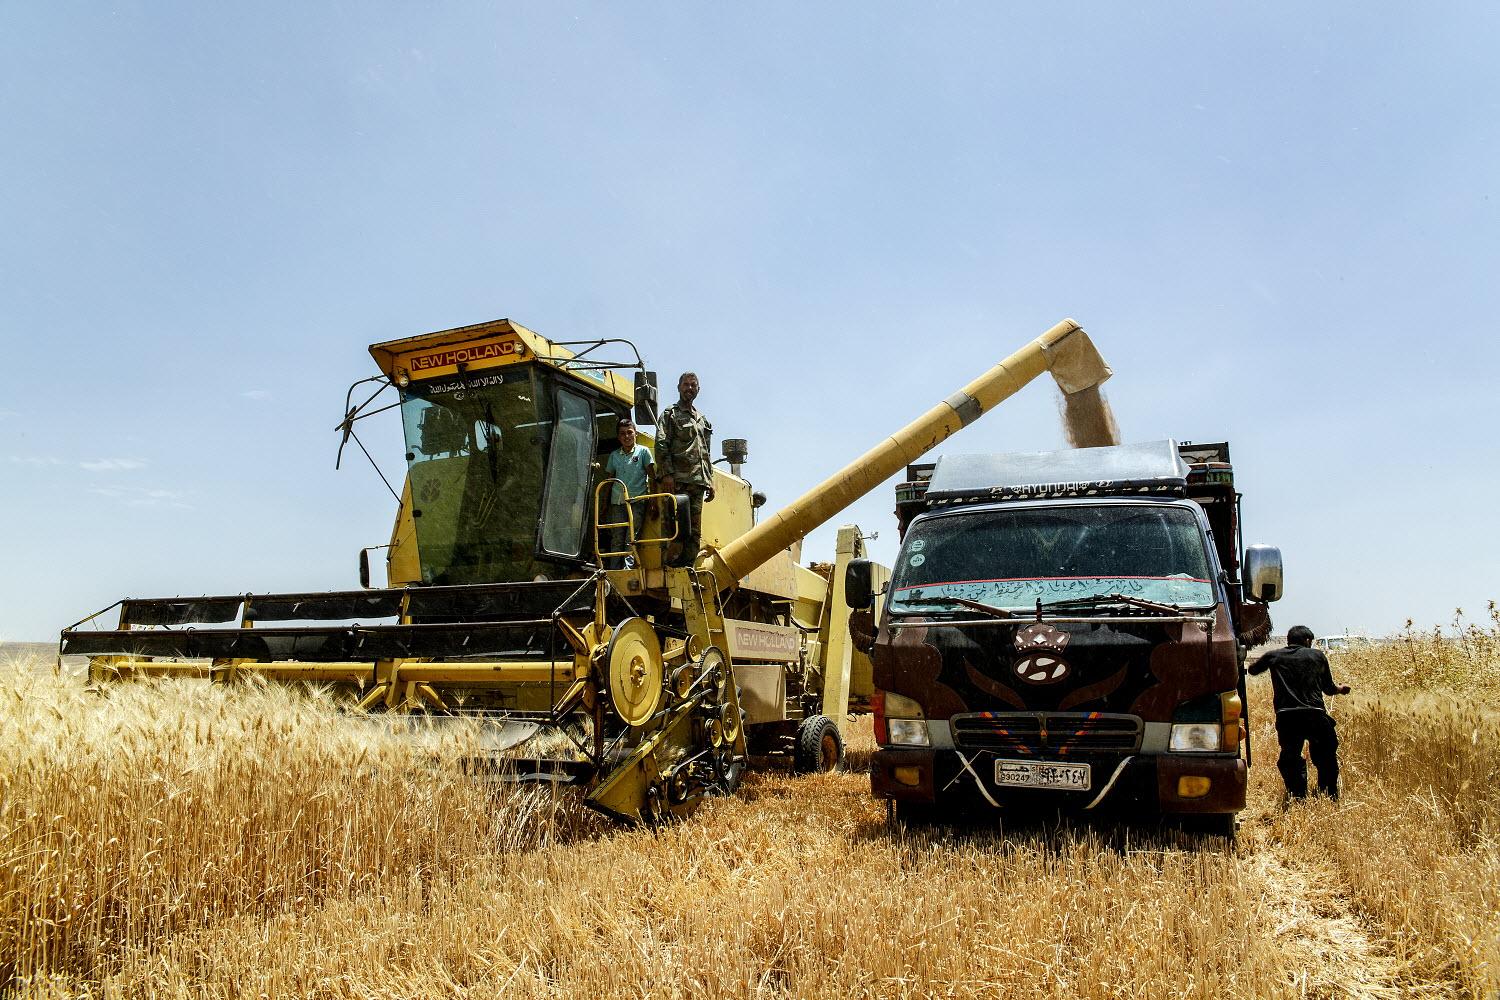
[591,480,681,562]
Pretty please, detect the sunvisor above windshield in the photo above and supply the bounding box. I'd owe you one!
[926,440,1190,504]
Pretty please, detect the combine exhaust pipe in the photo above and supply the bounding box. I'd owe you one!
[706,319,1111,585]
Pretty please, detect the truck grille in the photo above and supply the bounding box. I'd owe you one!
[951,712,1142,755]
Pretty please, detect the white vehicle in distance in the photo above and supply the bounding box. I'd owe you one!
[1313,634,1372,653]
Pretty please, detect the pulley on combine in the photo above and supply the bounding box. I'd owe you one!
[606,618,664,727]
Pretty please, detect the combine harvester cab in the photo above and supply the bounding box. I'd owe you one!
[63,317,1112,824]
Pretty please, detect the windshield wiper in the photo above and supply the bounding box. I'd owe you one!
[894,596,1016,619]
[1036,593,1187,616]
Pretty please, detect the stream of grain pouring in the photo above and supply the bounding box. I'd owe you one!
[1062,384,1121,449]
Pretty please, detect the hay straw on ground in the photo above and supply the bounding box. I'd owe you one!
[3,611,1497,997]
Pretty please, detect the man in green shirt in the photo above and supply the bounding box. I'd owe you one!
[657,371,715,567]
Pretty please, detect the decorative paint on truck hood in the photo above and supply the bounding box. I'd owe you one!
[875,615,1237,719]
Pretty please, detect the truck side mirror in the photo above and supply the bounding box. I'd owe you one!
[633,371,658,426]
[358,548,372,589]
[845,558,875,609]
[1243,544,1283,602]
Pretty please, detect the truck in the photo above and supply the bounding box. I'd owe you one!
[849,439,1282,834]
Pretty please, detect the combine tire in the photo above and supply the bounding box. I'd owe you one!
[794,715,843,773]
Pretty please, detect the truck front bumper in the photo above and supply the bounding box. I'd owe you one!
[870,747,1246,816]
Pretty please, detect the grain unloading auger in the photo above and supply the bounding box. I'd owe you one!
[61,317,1110,822]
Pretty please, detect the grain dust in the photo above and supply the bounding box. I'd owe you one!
[1061,385,1121,449]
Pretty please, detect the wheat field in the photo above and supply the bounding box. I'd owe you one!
[2,611,1497,999]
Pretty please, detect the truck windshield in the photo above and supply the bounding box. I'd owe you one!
[889,505,1215,613]
[398,367,545,585]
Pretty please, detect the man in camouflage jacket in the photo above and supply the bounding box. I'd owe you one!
[657,371,714,567]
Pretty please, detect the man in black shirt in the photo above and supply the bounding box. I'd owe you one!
[1249,625,1352,800]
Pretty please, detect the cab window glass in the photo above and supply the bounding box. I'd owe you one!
[396,367,542,584]
[540,388,595,557]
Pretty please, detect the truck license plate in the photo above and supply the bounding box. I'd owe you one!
[994,759,1091,791]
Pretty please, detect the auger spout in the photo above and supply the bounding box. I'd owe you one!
[706,318,1111,586]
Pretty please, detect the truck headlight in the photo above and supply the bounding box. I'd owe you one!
[877,690,928,746]
[887,719,930,747]
[1169,723,1222,752]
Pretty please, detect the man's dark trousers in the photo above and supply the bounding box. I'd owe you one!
[1275,710,1339,799]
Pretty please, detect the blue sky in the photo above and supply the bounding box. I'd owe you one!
[2,3,1496,641]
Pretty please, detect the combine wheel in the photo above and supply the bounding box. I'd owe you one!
[794,715,843,773]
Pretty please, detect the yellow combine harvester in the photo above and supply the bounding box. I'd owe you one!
[61,317,1110,822]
